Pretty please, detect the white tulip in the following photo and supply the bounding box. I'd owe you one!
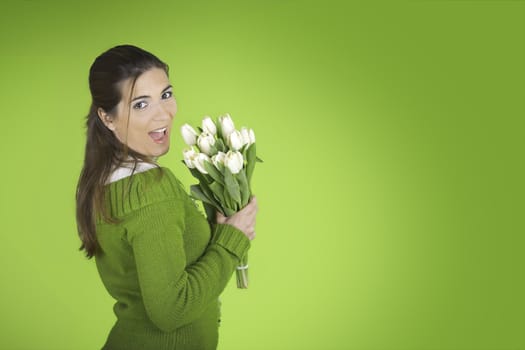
[224,150,244,174]
[193,153,211,174]
[248,128,256,144]
[197,131,216,156]
[240,127,251,146]
[211,151,226,168]
[180,124,198,146]
[182,147,197,168]
[218,113,235,139]
[228,130,244,151]
[202,116,217,135]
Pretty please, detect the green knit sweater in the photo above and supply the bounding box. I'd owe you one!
[94,166,250,350]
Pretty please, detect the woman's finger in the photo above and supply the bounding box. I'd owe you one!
[216,212,227,224]
[243,201,258,214]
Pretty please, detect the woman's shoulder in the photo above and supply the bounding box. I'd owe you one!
[104,165,186,218]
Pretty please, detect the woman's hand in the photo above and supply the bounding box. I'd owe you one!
[216,196,258,241]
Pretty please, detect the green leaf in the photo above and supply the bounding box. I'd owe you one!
[215,138,227,152]
[188,168,200,183]
[192,180,223,211]
[222,185,236,212]
[217,162,225,175]
[216,118,223,139]
[189,167,205,182]
[246,143,257,185]
[224,206,236,217]
[236,169,251,208]
[209,181,226,204]
[224,166,242,207]
[208,144,218,156]
[202,202,220,223]
[201,181,219,204]
[189,167,213,184]
[190,185,214,206]
[203,160,225,186]
[256,156,264,163]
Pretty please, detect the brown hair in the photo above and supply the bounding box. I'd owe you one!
[76,44,169,259]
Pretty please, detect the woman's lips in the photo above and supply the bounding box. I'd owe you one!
[149,127,168,143]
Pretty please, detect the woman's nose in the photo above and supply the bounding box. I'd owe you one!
[153,101,175,120]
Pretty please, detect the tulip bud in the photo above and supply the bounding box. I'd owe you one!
[249,128,256,144]
[224,150,244,174]
[211,151,226,168]
[228,130,244,151]
[202,116,217,135]
[181,124,198,146]
[197,131,216,156]
[240,127,251,146]
[218,113,235,139]
[193,153,211,174]
[182,147,197,168]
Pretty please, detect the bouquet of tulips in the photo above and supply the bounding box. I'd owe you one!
[180,113,262,288]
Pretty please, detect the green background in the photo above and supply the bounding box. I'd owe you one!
[0,1,523,349]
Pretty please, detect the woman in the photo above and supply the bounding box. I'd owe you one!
[76,44,258,350]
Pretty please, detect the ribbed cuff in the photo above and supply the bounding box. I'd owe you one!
[210,224,251,261]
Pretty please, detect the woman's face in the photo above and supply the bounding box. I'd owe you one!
[99,67,177,158]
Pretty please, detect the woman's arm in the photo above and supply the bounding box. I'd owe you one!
[127,199,250,333]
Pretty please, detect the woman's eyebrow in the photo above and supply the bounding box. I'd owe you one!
[131,84,172,102]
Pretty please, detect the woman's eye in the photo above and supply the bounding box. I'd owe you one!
[162,91,173,99]
[133,101,147,110]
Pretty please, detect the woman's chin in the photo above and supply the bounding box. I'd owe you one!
[153,145,170,158]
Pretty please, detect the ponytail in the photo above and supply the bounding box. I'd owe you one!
[76,104,122,258]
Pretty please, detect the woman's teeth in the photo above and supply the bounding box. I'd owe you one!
[152,127,167,134]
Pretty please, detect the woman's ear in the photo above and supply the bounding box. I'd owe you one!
[97,107,116,131]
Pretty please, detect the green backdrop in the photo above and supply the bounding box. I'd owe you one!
[0,1,523,349]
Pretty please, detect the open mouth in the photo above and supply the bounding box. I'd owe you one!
[148,127,168,143]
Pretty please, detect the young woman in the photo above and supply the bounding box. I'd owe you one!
[76,44,258,350]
